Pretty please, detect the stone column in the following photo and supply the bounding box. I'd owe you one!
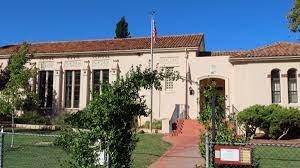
[80,61,90,109]
[53,62,63,114]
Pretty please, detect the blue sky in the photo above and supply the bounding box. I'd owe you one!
[0,0,298,51]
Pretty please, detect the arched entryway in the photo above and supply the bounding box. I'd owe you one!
[199,78,226,113]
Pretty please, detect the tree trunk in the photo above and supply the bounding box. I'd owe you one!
[10,109,15,148]
[278,128,290,140]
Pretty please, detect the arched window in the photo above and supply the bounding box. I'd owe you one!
[271,69,281,103]
[288,69,298,103]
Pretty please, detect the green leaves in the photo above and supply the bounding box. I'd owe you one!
[0,43,36,114]
[288,0,300,32]
[198,81,225,128]
[237,104,267,137]
[57,66,174,167]
[238,104,300,139]
[198,81,245,159]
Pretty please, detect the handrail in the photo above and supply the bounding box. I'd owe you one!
[231,104,246,135]
[169,104,188,132]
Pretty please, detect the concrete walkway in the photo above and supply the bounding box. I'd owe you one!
[150,120,205,168]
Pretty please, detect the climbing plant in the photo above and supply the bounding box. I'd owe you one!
[56,66,178,168]
[198,80,245,159]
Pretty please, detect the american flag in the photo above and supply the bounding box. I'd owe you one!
[152,19,157,44]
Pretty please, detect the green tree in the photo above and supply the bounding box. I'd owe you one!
[0,43,37,147]
[0,64,10,90]
[115,16,131,38]
[56,67,177,168]
[288,0,300,32]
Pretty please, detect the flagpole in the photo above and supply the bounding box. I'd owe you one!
[150,11,154,133]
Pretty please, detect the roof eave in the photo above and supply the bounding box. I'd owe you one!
[0,46,200,59]
[229,55,300,63]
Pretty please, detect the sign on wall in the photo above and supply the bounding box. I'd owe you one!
[214,145,252,166]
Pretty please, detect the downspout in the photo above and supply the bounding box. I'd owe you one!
[185,48,189,119]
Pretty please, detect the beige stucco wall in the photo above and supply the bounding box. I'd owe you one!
[2,48,300,133]
[188,56,234,117]
[232,60,300,112]
[16,49,198,133]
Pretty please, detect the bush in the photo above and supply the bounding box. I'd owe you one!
[0,113,11,122]
[51,111,72,126]
[237,104,270,137]
[15,111,50,125]
[238,104,300,139]
[268,107,300,139]
[140,119,162,130]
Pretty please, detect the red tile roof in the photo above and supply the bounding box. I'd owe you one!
[0,34,203,55]
[206,42,300,58]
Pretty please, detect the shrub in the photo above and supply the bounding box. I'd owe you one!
[51,111,72,126]
[15,111,50,125]
[153,119,162,130]
[140,119,162,130]
[237,105,267,138]
[238,104,300,139]
[269,107,300,139]
[142,121,150,129]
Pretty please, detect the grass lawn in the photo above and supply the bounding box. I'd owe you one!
[254,146,300,168]
[3,134,68,168]
[132,134,171,168]
[2,132,170,168]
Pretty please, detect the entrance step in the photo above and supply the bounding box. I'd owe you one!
[171,119,203,137]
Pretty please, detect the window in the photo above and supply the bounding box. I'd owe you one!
[65,70,81,108]
[271,69,281,103]
[288,69,298,103]
[165,67,174,91]
[92,69,109,94]
[38,71,53,109]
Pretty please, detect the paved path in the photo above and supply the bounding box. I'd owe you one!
[150,120,205,168]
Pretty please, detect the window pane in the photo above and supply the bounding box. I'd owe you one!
[65,71,72,108]
[165,67,174,91]
[93,70,101,93]
[271,70,281,103]
[288,70,296,78]
[73,70,81,108]
[38,71,46,108]
[102,69,109,83]
[93,69,109,95]
[271,70,280,78]
[46,71,53,108]
[288,69,298,103]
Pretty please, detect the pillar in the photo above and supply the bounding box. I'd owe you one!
[53,61,62,114]
[80,60,90,109]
